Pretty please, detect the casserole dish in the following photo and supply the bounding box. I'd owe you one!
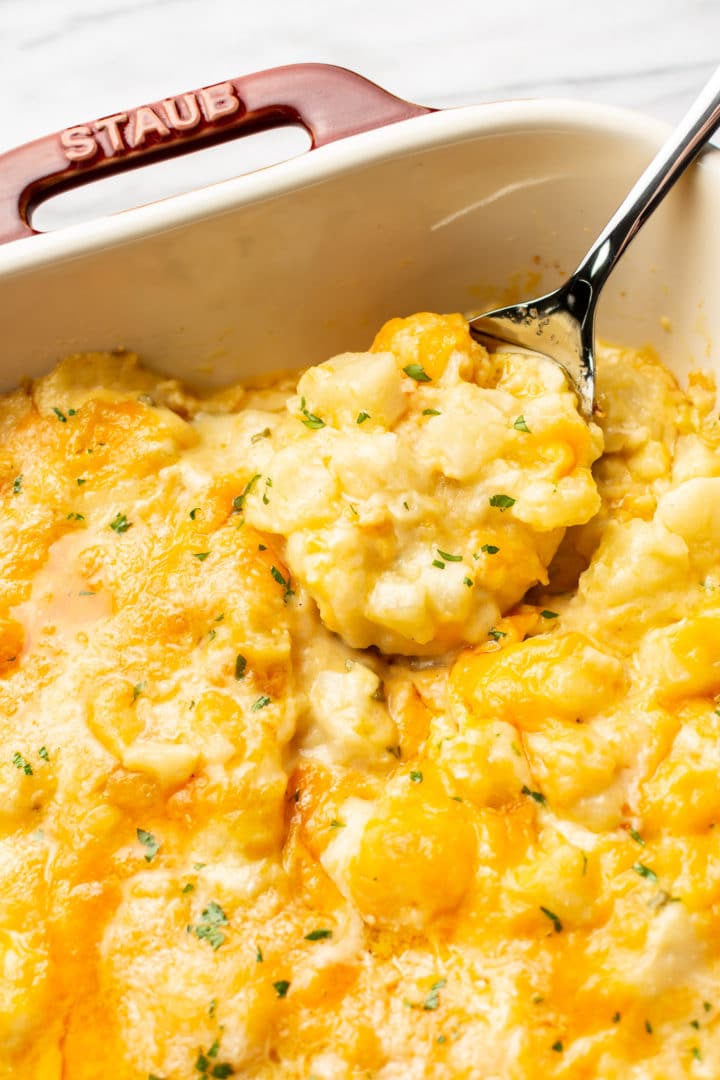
[2,64,720,1080]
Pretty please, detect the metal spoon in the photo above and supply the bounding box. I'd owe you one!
[468,66,720,418]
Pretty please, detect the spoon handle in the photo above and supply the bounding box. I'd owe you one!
[574,64,720,297]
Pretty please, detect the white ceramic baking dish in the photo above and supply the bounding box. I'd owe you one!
[0,62,718,392]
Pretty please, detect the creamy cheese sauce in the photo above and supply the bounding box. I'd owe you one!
[0,314,719,1079]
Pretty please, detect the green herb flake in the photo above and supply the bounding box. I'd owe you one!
[273,980,291,998]
[437,1034,447,1044]
[612,1011,621,1023]
[52,407,68,422]
[12,475,22,495]
[189,507,200,519]
[208,998,218,1017]
[329,819,345,829]
[251,427,271,443]
[137,828,160,862]
[386,745,401,759]
[256,946,263,963]
[629,828,646,846]
[356,411,371,424]
[539,906,563,933]
[692,1047,702,1062]
[109,512,132,533]
[463,576,473,588]
[423,978,446,1011]
[305,928,332,941]
[432,559,446,569]
[410,770,423,784]
[489,493,516,511]
[300,401,326,429]
[532,995,545,1005]
[403,362,432,382]
[704,1002,712,1013]
[258,543,267,551]
[132,681,145,701]
[513,415,532,433]
[551,1041,563,1053]
[251,695,271,712]
[66,512,85,521]
[38,746,49,761]
[12,752,33,776]
[193,551,211,561]
[488,628,507,641]
[76,477,87,486]
[232,474,261,513]
[182,883,195,894]
[690,1019,700,1030]
[437,548,462,562]
[540,610,559,619]
[208,629,217,642]
[193,862,206,871]
[191,901,228,951]
[645,1019,653,1034]
[211,1066,233,1079]
[633,863,658,882]
[522,785,546,805]
[270,565,294,603]
[234,654,247,680]
[422,408,441,416]
[480,544,500,555]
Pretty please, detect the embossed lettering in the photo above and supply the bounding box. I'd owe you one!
[93,113,129,154]
[126,105,171,148]
[60,126,97,162]
[198,82,240,122]
[161,94,201,132]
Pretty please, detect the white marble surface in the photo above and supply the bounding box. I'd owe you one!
[1,0,718,228]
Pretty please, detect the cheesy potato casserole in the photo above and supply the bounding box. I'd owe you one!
[1,312,719,1079]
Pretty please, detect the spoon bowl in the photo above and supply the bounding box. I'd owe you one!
[468,66,720,419]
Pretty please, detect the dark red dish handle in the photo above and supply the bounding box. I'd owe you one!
[0,62,433,245]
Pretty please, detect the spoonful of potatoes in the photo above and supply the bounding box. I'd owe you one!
[468,65,720,418]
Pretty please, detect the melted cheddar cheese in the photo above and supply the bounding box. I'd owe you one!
[1,314,719,1079]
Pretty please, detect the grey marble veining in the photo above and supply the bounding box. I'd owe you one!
[0,0,717,228]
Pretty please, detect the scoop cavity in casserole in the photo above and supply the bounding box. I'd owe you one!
[1,313,719,1078]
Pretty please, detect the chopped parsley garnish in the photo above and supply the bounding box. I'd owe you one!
[262,478,271,505]
[305,928,332,941]
[386,745,401,759]
[76,477,87,486]
[270,565,294,603]
[551,1041,563,1052]
[109,512,131,533]
[704,1002,712,1013]
[300,398,326,429]
[194,1037,233,1077]
[410,770,423,784]
[480,544,499,554]
[208,629,217,642]
[612,1011,621,1023]
[258,543,267,551]
[489,494,516,511]
[513,415,532,433]
[403,363,431,382]
[193,551,211,561]
[463,576,473,587]
[191,901,228,950]
[66,512,84,521]
[189,507,200,519]
[356,411,371,424]
[251,695,271,712]
[488,628,506,641]
[234,654,247,680]
[645,1019,653,1034]
[633,863,658,882]
[329,819,345,829]
[539,906,563,933]
[137,828,160,862]
[273,980,290,998]
[540,610,559,619]
[437,549,462,562]
[132,682,145,701]
[232,474,260,513]
[522,785,546,805]
[432,559,446,569]
[692,1048,702,1062]
[423,978,446,1011]
[690,1019,700,1030]
[12,475,22,494]
[12,752,32,776]
[52,407,67,422]
[38,746,49,761]
[629,828,645,846]
[251,427,271,443]
[256,946,263,962]
[182,883,195,895]
[422,408,441,416]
